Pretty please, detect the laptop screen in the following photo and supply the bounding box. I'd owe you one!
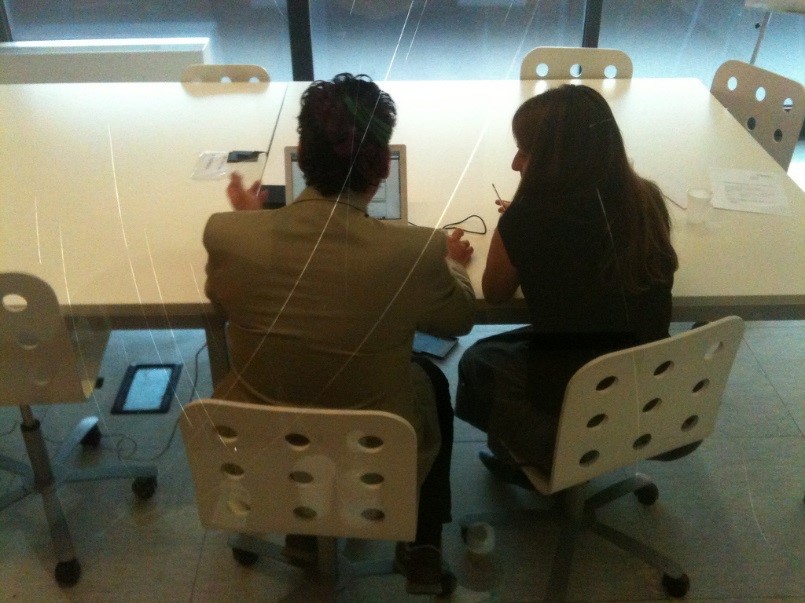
[284,145,407,223]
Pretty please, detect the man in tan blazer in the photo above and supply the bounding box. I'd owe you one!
[203,73,474,597]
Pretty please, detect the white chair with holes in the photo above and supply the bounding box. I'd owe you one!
[0,272,158,587]
[180,63,270,83]
[179,398,418,598]
[520,46,633,80]
[711,59,805,170]
[462,316,745,602]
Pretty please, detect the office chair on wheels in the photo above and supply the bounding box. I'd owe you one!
[461,316,745,601]
[0,272,158,586]
[180,398,419,600]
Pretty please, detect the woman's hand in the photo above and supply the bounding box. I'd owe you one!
[227,172,267,211]
[495,199,511,214]
[446,228,474,266]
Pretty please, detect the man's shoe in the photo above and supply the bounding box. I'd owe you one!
[281,534,318,567]
[393,542,458,597]
[478,449,535,490]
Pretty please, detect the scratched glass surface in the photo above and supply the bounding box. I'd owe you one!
[0,2,803,598]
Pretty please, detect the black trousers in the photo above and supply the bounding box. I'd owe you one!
[410,354,453,548]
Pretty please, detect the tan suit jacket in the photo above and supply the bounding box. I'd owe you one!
[203,187,475,480]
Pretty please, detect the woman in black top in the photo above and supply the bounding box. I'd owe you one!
[456,84,678,480]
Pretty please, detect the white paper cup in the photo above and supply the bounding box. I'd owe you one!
[687,188,713,225]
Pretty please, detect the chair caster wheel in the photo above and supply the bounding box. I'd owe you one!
[55,557,81,586]
[132,476,157,500]
[80,424,102,448]
[662,572,690,598]
[635,483,659,505]
[232,547,260,566]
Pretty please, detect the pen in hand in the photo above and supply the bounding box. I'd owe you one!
[492,183,510,212]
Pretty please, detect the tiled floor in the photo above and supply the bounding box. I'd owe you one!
[1,314,803,601]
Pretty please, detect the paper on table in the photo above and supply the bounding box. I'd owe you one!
[709,168,790,216]
[191,151,231,180]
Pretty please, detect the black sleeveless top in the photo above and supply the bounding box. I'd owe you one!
[497,189,674,414]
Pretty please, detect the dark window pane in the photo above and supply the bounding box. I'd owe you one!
[600,0,803,83]
[4,0,292,80]
[309,0,585,80]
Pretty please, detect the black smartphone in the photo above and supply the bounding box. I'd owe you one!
[227,150,262,163]
[260,184,286,209]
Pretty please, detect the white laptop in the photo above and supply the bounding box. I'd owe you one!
[283,144,408,224]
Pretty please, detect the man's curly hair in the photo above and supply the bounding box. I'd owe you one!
[297,73,397,196]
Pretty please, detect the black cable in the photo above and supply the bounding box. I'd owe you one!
[441,214,488,235]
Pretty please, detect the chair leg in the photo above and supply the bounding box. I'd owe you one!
[39,481,81,582]
[46,414,158,493]
[229,532,285,561]
[589,520,686,579]
[19,406,81,586]
[61,462,157,484]
[585,472,654,511]
[228,533,396,599]
[54,416,100,465]
[544,485,586,603]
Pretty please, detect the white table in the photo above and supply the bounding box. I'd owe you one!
[2,78,803,380]
[263,78,805,322]
[0,80,286,378]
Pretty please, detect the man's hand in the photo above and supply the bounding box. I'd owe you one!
[227,172,267,211]
[446,228,473,266]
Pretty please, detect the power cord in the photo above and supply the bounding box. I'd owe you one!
[408,214,489,235]
[442,214,488,235]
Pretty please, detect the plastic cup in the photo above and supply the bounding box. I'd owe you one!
[687,188,713,225]
[465,522,495,555]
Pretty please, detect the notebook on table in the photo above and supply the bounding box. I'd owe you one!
[283,144,408,224]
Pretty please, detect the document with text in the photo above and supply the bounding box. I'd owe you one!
[709,168,790,216]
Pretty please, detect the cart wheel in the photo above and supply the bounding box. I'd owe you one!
[80,424,102,449]
[635,483,659,506]
[55,557,81,586]
[232,547,260,566]
[662,572,690,598]
[132,476,157,500]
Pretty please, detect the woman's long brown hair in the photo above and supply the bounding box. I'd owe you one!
[511,84,678,293]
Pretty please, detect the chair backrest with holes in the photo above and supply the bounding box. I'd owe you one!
[532,316,744,494]
[0,272,86,406]
[520,46,633,80]
[180,398,418,541]
[711,60,805,170]
[180,63,270,83]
